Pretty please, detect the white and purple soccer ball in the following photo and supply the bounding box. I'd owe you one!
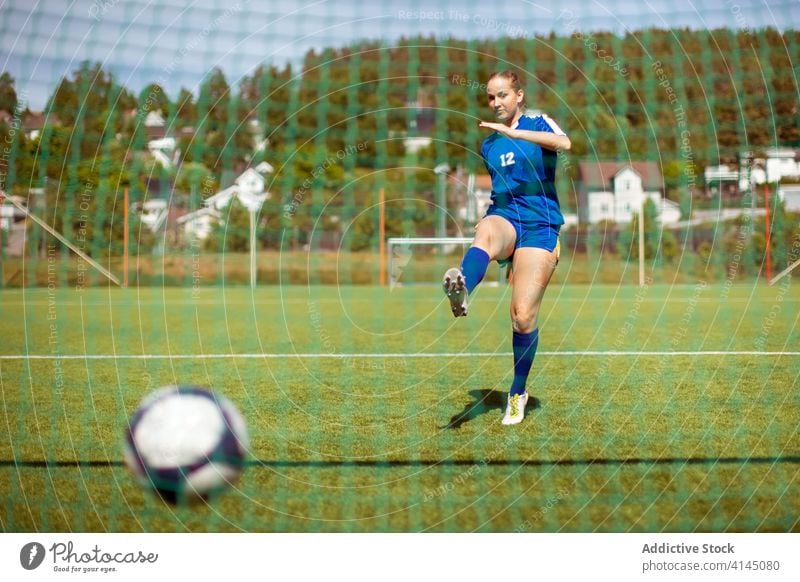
[124,386,249,503]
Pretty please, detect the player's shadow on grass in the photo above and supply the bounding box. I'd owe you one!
[441,389,540,429]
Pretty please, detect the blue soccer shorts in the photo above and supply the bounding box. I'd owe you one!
[484,211,561,267]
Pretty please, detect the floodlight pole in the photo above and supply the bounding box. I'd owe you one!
[249,209,256,289]
[434,163,449,239]
[764,183,771,281]
[379,188,386,286]
[0,191,4,285]
[638,191,645,287]
[123,187,129,288]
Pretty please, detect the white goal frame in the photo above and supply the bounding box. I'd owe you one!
[769,257,800,286]
[1,191,122,286]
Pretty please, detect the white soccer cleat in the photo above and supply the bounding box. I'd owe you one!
[442,267,468,317]
[502,392,529,425]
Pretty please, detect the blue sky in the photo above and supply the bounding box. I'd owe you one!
[1,0,797,109]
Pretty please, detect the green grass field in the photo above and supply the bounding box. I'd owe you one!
[1,281,798,532]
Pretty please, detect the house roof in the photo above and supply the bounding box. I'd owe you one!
[146,125,168,140]
[765,147,799,159]
[578,161,663,190]
[144,110,165,127]
[23,111,60,131]
[176,206,221,224]
[202,167,271,211]
[204,185,238,208]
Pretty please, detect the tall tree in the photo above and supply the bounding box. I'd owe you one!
[137,83,171,116]
[0,72,17,113]
[174,87,197,128]
[201,67,230,127]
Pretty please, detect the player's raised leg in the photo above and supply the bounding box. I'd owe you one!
[442,215,516,317]
[502,243,558,425]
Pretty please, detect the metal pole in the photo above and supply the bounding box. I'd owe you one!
[437,172,445,238]
[379,188,386,286]
[0,191,4,287]
[764,183,771,282]
[123,187,129,288]
[639,193,645,286]
[249,209,256,289]
[434,163,449,239]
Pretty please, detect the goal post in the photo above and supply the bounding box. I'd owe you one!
[769,257,800,287]
[1,191,122,287]
[386,236,509,288]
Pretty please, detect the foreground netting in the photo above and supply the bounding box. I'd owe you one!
[0,0,798,532]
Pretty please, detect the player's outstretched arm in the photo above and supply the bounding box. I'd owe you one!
[478,121,571,152]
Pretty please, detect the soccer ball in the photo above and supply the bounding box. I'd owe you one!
[123,385,249,503]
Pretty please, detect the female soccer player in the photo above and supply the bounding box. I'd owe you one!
[443,70,570,425]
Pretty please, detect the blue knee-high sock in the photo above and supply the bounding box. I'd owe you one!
[460,247,490,295]
[510,328,539,396]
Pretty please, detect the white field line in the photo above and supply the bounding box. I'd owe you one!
[0,351,798,360]
[3,297,792,306]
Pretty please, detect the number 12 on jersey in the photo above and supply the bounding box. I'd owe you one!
[500,152,515,167]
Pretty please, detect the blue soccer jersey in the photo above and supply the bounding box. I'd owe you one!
[480,114,566,226]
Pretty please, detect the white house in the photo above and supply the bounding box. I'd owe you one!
[144,110,174,168]
[765,148,800,183]
[778,184,800,212]
[0,193,29,256]
[144,110,166,128]
[147,136,177,169]
[403,136,432,154]
[0,194,27,230]
[578,162,680,225]
[705,148,800,193]
[176,207,221,240]
[178,164,273,240]
[203,168,269,212]
[137,198,169,232]
[705,164,740,197]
